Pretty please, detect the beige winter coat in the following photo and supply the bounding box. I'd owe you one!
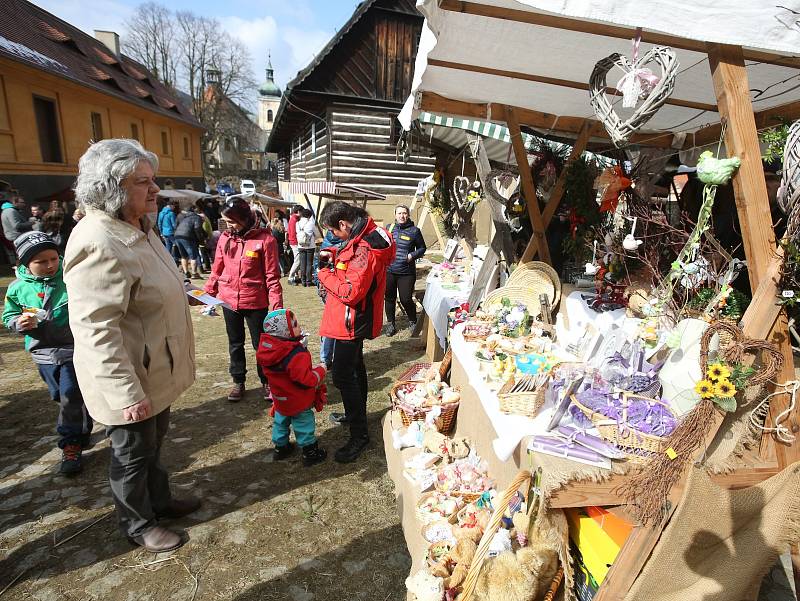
[64,209,195,425]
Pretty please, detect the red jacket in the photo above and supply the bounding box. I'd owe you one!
[287,213,299,246]
[256,334,326,416]
[204,227,283,311]
[317,217,395,340]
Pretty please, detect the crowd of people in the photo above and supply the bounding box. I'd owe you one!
[2,138,427,553]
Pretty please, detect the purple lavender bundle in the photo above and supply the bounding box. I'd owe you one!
[574,388,678,438]
[557,425,628,459]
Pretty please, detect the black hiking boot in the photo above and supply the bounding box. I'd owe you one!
[301,442,327,467]
[59,443,83,476]
[273,442,295,461]
[334,435,370,464]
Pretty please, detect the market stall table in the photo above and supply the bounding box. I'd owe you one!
[421,275,470,361]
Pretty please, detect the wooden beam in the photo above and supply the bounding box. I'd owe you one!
[504,104,551,263]
[418,92,674,148]
[709,43,800,467]
[439,0,800,70]
[428,58,718,112]
[709,44,776,289]
[691,98,800,150]
[520,119,592,263]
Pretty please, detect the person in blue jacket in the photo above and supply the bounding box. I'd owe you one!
[156,200,179,258]
[384,204,426,336]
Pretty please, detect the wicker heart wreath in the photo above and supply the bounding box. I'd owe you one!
[484,168,520,206]
[624,320,783,524]
[589,46,679,147]
[778,119,800,216]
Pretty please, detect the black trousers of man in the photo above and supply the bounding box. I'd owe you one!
[331,337,368,439]
[222,306,269,384]
[384,271,417,325]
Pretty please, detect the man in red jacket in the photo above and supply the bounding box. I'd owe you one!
[205,198,283,402]
[317,201,395,463]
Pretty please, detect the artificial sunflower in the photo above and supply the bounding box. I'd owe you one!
[714,380,737,398]
[694,379,715,399]
[707,363,731,382]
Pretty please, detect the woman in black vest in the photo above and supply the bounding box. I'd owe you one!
[384,204,426,336]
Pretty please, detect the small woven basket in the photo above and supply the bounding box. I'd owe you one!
[433,484,485,504]
[497,377,549,419]
[508,261,562,307]
[421,520,455,544]
[397,348,453,383]
[482,285,553,319]
[426,540,454,569]
[390,381,459,434]
[416,492,463,524]
[571,393,674,455]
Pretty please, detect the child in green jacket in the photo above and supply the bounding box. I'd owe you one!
[2,231,92,475]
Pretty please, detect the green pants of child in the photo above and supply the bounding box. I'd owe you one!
[272,408,316,447]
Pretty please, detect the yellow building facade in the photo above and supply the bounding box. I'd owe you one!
[0,56,204,200]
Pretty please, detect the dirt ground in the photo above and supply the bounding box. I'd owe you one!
[0,268,426,601]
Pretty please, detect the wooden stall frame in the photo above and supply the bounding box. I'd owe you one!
[408,16,800,600]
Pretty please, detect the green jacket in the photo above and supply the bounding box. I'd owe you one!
[2,260,74,364]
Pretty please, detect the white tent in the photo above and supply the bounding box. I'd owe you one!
[399,0,800,150]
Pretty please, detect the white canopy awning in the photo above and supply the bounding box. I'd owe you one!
[399,1,800,150]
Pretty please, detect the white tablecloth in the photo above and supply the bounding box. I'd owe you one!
[422,277,470,348]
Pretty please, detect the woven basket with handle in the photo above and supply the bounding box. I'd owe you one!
[571,392,674,456]
[390,381,459,433]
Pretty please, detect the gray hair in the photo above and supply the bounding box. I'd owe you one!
[74,139,158,215]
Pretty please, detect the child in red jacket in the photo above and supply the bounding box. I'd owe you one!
[256,309,327,466]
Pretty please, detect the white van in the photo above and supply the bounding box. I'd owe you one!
[240,179,256,195]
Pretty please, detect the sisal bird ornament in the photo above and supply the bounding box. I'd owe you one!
[696,151,741,185]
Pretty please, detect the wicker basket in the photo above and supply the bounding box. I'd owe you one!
[497,376,549,419]
[508,261,562,307]
[390,381,459,433]
[482,285,552,319]
[416,492,464,524]
[396,348,453,383]
[433,484,485,504]
[571,393,675,455]
[421,520,455,544]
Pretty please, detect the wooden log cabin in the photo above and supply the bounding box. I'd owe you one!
[266,0,436,198]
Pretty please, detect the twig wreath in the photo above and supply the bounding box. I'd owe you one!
[589,45,679,147]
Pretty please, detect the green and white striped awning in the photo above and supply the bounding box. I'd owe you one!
[417,111,536,147]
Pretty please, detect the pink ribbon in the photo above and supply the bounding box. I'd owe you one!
[616,27,661,107]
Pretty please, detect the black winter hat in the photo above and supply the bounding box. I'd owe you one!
[14,231,58,266]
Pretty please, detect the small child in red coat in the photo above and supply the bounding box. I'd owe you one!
[256,308,328,466]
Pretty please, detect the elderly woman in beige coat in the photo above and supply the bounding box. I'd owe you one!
[64,139,200,552]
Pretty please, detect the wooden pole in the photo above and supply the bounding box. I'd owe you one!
[520,119,593,263]
[709,43,800,467]
[503,105,551,263]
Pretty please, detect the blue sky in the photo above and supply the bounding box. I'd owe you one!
[36,0,362,92]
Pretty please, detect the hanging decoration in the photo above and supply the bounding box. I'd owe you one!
[589,29,679,147]
[777,119,800,215]
[596,165,633,213]
[622,216,643,252]
[585,240,599,275]
[623,321,783,525]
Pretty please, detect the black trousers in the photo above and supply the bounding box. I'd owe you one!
[332,337,368,439]
[106,408,171,538]
[223,306,269,384]
[384,271,417,324]
[299,248,315,285]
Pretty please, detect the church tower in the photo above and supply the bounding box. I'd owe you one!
[257,53,282,138]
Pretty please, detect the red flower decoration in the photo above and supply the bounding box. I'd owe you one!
[37,292,45,299]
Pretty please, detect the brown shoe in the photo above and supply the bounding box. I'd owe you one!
[228,383,245,402]
[156,497,201,520]
[129,526,184,553]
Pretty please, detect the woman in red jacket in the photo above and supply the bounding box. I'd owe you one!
[205,198,283,402]
[317,201,395,463]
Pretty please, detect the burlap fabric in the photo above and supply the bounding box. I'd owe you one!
[624,462,800,601]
